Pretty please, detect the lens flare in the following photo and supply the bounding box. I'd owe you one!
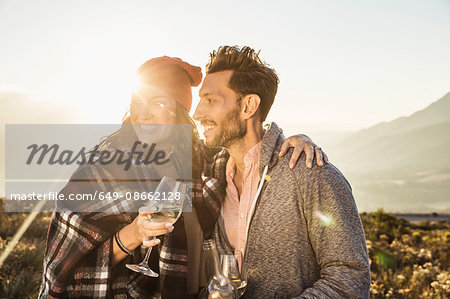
[315,211,333,227]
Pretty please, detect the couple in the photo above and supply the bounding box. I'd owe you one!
[40,46,370,298]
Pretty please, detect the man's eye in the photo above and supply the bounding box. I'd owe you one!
[206,99,213,104]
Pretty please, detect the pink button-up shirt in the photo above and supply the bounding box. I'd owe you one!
[222,141,262,267]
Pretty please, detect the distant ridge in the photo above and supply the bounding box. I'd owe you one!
[366,92,450,135]
[327,92,450,213]
[330,92,450,170]
[394,213,450,223]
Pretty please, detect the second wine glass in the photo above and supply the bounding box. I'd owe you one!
[221,254,247,297]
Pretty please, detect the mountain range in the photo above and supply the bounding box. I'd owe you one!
[326,92,450,213]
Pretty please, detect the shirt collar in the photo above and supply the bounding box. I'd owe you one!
[226,141,262,179]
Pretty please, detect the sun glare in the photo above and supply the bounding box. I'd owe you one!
[125,72,142,97]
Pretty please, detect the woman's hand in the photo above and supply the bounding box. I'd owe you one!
[111,208,174,267]
[279,134,329,169]
[132,208,174,248]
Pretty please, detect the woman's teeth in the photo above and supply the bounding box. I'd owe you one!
[140,124,158,131]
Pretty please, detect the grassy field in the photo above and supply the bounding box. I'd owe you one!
[0,199,449,298]
[361,210,449,298]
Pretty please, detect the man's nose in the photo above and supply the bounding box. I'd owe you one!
[192,103,204,121]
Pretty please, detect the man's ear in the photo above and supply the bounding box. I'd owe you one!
[242,94,261,120]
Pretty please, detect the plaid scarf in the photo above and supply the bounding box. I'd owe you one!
[39,158,190,298]
[39,128,226,298]
[194,148,229,240]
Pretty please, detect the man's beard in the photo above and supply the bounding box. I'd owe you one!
[205,105,247,148]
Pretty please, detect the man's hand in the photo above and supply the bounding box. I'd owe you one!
[279,134,329,169]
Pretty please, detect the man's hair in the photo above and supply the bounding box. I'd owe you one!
[206,46,279,121]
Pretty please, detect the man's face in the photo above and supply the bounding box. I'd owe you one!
[193,70,246,148]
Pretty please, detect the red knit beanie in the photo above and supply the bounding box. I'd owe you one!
[136,56,202,112]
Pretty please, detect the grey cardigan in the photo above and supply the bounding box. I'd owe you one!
[214,122,370,298]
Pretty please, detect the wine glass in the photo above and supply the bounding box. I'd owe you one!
[126,176,187,277]
[221,254,247,297]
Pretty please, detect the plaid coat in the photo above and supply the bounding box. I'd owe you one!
[39,127,226,298]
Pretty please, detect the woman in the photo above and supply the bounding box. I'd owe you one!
[39,56,327,298]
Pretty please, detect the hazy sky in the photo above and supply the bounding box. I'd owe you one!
[1,0,449,134]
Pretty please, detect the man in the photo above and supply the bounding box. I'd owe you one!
[194,46,370,298]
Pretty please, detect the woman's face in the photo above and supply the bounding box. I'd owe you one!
[130,85,178,145]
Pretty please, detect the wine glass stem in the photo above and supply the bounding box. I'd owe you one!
[140,237,155,266]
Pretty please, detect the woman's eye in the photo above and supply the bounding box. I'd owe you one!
[206,98,213,104]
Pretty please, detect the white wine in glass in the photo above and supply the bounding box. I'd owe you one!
[126,177,186,277]
[221,254,247,297]
[147,205,183,223]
